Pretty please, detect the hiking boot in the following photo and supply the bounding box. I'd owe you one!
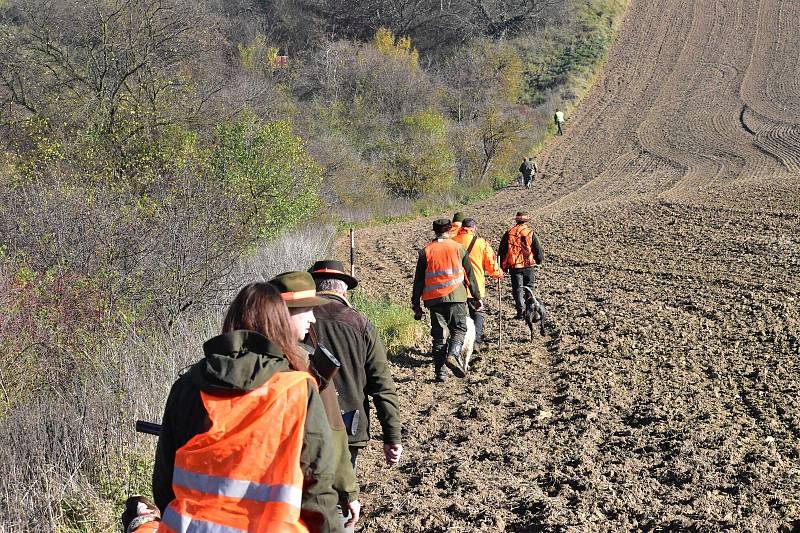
[433,347,448,382]
[469,353,483,369]
[445,342,466,378]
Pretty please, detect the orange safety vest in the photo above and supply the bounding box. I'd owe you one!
[157,371,314,533]
[502,224,536,269]
[422,239,465,300]
[132,521,160,532]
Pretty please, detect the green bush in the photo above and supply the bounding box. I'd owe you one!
[350,292,425,357]
[213,113,323,240]
[385,111,454,199]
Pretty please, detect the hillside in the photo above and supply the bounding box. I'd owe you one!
[344,0,800,530]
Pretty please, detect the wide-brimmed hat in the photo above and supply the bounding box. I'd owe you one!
[515,211,530,222]
[433,218,452,234]
[308,259,358,290]
[269,271,331,308]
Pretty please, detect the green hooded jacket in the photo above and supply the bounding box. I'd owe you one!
[152,330,343,533]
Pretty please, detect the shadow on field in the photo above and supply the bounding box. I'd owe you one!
[391,347,430,370]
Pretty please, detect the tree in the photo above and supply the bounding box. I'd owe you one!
[0,0,228,182]
[386,110,454,199]
[213,113,323,240]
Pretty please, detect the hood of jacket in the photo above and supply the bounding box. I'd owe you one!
[195,330,291,393]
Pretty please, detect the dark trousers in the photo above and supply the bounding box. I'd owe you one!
[557,122,564,135]
[510,267,535,315]
[467,300,486,342]
[429,302,469,353]
[522,174,533,188]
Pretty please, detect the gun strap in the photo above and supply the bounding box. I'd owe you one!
[466,234,478,255]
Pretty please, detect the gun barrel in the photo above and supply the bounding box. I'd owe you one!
[136,420,162,436]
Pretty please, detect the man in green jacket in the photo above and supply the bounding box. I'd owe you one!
[412,218,481,382]
[308,260,403,471]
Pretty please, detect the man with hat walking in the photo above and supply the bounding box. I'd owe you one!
[452,218,503,354]
[499,211,544,319]
[412,218,480,382]
[307,260,403,472]
[449,211,466,238]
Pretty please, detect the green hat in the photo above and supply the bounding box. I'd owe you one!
[269,272,331,308]
[452,212,466,223]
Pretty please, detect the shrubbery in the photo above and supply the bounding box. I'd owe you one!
[0,227,336,531]
[350,292,426,357]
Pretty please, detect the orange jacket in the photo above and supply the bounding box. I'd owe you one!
[500,223,539,269]
[448,221,462,238]
[421,238,465,301]
[452,228,502,299]
[157,371,314,533]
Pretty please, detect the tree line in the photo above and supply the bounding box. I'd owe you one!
[0,0,623,404]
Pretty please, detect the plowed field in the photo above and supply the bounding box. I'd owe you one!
[342,1,800,530]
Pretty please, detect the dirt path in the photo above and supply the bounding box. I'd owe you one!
[340,0,800,530]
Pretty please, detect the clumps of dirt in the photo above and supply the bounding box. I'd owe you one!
[338,0,800,527]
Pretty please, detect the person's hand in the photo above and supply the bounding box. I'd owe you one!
[344,500,361,528]
[412,306,424,321]
[473,299,484,311]
[384,443,403,466]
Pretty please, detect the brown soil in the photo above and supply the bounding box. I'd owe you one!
[340,1,800,530]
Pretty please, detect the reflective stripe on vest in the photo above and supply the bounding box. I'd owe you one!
[504,224,535,269]
[158,371,313,533]
[422,239,465,300]
[172,466,301,507]
[160,507,247,533]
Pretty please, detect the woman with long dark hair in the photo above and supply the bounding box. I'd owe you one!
[152,282,343,532]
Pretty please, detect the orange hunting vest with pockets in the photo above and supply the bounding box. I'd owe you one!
[422,239,465,301]
[503,224,535,269]
[157,371,313,533]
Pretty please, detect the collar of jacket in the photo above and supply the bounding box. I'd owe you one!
[199,330,290,392]
[316,290,351,308]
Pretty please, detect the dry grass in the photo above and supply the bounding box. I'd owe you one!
[0,225,334,532]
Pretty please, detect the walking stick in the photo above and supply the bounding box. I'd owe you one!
[498,275,503,348]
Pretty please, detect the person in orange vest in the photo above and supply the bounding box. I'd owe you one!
[412,218,480,382]
[498,211,544,319]
[452,218,503,354]
[449,211,466,238]
[153,281,344,532]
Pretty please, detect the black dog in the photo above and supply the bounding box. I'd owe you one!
[522,286,547,339]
